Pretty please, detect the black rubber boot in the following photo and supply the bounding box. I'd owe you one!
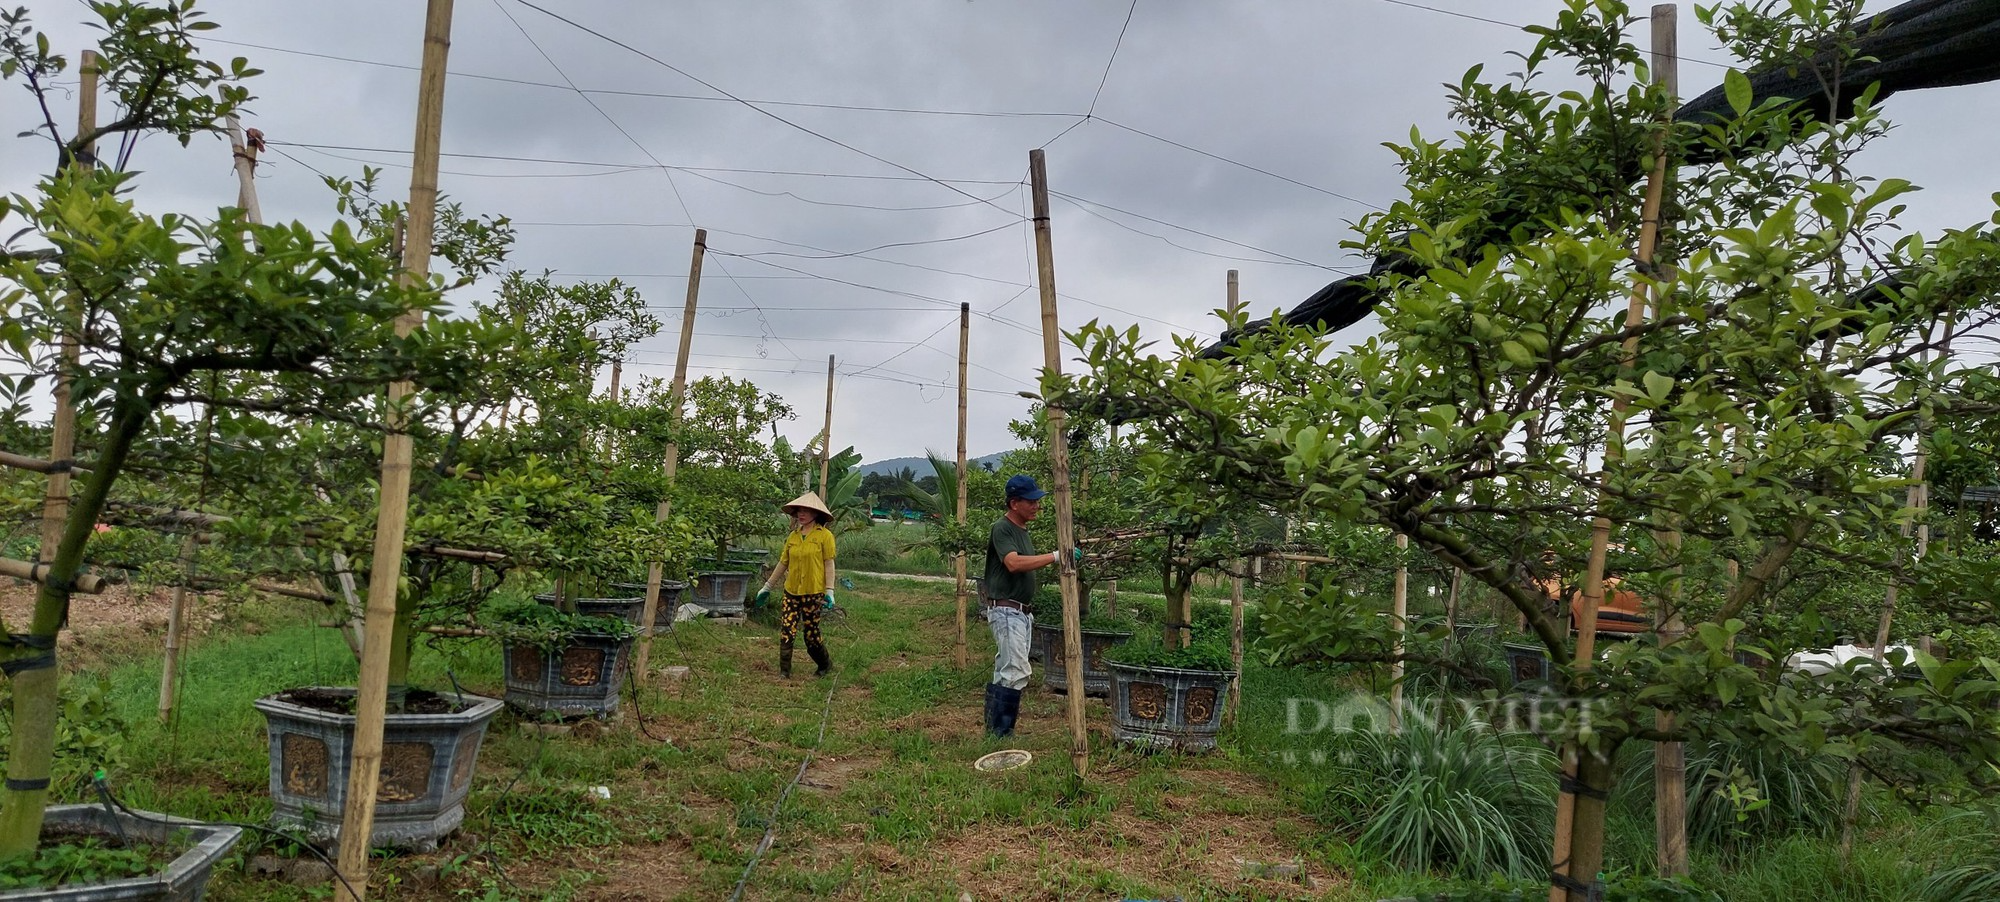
[778,641,793,679]
[994,685,1022,738]
[807,641,832,677]
[983,683,1005,736]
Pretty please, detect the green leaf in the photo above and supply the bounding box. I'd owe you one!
[1724,68,1753,116]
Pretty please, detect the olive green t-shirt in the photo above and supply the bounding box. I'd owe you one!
[982,518,1037,605]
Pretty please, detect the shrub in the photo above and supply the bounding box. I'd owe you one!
[1317,719,1556,878]
[1103,635,1234,672]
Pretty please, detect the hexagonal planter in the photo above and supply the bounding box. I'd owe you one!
[501,632,634,719]
[606,581,687,632]
[690,570,753,617]
[12,804,243,901]
[1031,623,1133,697]
[254,688,502,851]
[1107,661,1235,752]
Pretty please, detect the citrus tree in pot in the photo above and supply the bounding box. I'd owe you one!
[0,1,497,887]
[1066,1,2000,893]
[620,375,798,617]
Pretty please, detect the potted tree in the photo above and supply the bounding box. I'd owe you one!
[629,376,799,617]
[249,256,685,842]
[1104,636,1237,752]
[0,1,495,884]
[1070,2,2000,894]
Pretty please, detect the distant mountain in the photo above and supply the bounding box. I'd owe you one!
[858,452,1010,478]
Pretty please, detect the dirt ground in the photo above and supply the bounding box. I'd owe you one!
[0,578,219,670]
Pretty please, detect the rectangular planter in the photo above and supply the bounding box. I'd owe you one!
[691,571,754,617]
[13,805,243,902]
[501,632,634,719]
[1032,623,1132,697]
[1107,662,1236,752]
[254,688,502,851]
[1502,641,1552,688]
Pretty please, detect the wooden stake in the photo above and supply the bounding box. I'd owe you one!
[636,229,705,676]
[1840,334,1941,859]
[1389,533,1408,732]
[38,50,95,574]
[1225,271,1247,722]
[954,303,971,670]
[1029,148,1089,779]
[226,115,262,223]
[1445,568,1463,634]
[820,354,836,495]
[1553,7,1675,900]
[337,2,453,897]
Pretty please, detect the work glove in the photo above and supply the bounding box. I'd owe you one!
[1071,547,1085,565]
[823,591,837,611]
[753,588,771,609]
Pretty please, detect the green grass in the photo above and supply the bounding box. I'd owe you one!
[12,573,1992,900]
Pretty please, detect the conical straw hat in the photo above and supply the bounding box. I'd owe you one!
[782,491,834,523]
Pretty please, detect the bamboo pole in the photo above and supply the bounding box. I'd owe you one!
[165,121,264,723]
[1389,533,1408,732]
[38,51,96,574]
[1226,271,1246,722]
[820,354,836,494]
[953,303,972,670]
[1105,424,1119,617]
[636,229,705,676]
[1839,334,1942,858]
[1552,8,1676,901]
[1029,148,1089,779]
[337,2,453,897]
[0,558,105,594]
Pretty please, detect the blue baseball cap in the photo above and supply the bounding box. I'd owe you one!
[1005,474,1047,501]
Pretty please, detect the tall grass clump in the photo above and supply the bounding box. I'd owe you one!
[1318,716,1556,878]
[1615,738,1843,847]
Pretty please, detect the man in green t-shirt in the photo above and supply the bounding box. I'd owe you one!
[981,474,1071,737]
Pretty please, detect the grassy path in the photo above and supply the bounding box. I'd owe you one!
[78,575,1346,901]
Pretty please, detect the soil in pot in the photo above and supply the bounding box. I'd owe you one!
[269,687,470,716]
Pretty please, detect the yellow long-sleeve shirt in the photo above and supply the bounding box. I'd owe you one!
[778,525,837,596]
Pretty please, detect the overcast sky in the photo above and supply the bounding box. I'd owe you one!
[5,0,1996,465]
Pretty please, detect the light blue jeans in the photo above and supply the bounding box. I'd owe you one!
[986,606,1034,690]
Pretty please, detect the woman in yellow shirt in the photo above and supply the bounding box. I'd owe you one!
[755,492,837,678]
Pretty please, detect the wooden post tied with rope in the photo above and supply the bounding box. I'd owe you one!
[1550,6,1678,900]
[336,2,454,898]
[638,228,706,677]
[1029,148,1090,779]
[954,302,972,670]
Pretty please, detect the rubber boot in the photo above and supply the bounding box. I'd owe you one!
[995,686,1023,737]
[807,641,832,677]
[983,683,1005,736]
[778,640,793,679]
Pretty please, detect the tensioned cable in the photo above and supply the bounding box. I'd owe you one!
[1093,117,1386,211]
[847,301,997,380]
[495,0,803,362]
[272,141,1021,185]
[1362,0,1736,70]
[199,36,1081,118]
[509,0,1026,218]
[1052,190,1363,274]
[1088,0,1141,117]
[727,220,1024,261]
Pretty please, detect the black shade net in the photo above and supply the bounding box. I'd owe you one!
[1196,0,2000,359]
